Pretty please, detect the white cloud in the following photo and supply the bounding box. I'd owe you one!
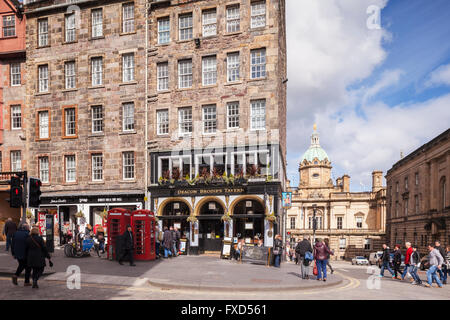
[424,63,450,87]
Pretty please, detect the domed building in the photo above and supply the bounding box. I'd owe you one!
[287,125,387,260]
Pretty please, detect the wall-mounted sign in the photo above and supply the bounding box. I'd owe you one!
[175,187,245,197]
[245,222,253,230]
[173,203,180,209]
[282,192,292,208]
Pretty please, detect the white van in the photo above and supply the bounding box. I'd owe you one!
[369,251,383,266]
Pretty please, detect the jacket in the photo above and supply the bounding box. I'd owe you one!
[295,239,312,257]
[314,242,333,261]
[381,248,390,262]
[436,246,447,263]
[121,230,134,250]
[404,247,413,264]
[3,220,17,236]
[163,230,172,249]
[410,251,421,266]
[273,238,283,254]
[393,249,402,264]
[428,248,444,267]
[11,228,30,260]
[175,230,181,242]
[26,235,50,268]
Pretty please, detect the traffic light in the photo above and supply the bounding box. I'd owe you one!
[28,177,42,208]
[9,176,23,208]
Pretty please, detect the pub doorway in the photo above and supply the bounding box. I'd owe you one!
[160,201,190,237]
[233,199,265,244]
[198,200,224,253]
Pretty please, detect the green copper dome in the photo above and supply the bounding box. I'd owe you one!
[301,126,330,163]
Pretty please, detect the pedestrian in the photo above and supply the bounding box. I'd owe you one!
[324,238,334,274]
[295,236,313,279]
[175,227,181,255]
[162,226,173,258]
[313,238,333,281]
[445,246,450,283]
[11,223,31,286]
[425,244,444,288]
[434,241,447,284]
[96,226,105,254]
[401,242,413,281]
[3,218,17,252]
[273,234,283,268]
[393,245,402,279]
[379,243,395,278]
[169,226,177,257]
[25,227,53,289]
[154,226,161,259]
[118,224,136,266]
[235,239,244,261]
[409,245,422,285]
[257,239,263,247]
[85,224,94,239]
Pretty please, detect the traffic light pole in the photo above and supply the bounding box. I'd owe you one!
[21,171,27,224]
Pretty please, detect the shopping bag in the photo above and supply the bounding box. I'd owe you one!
[313,260,318,276]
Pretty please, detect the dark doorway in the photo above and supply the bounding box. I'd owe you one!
[198,201,224,253]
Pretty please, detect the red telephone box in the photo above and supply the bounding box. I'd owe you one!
[131,210,156,261]
[107,208,131,260]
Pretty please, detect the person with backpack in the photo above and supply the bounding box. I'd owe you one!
[295,236,313,279]
[409,245,422,285]
[11,223,31,286]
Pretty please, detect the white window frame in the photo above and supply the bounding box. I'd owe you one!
[227,102,239,129]
[202,105,217,134]
[178,59,192,89]
[91,8,103,38]
[65,61,76,89]
[65,155,76,183]
[123,152,135,180]
[337,216,343,230]
[194,153,228,177]
[178,107,192,135]
[10,63,21,86]
[91,57,103,86]
[39,157,49,183]
[226,5,240,33]
[158,17,170,44]
[122,53,135,82]
[38,111,49,139]
[38,65,49,92]
[364,239,371,250]
[64,108,76,136]
[157,109,169,135]
[179,13,193,41]
[202,9,217,37]
[356,216,363,229]
[157,62,169,91]
[92,154,103,182]
[227,52,240,82]
[339,238,346,250]
[158,155,192,180]
[250,99,266,131]
[202,56,217,86]
[251,1,266,29]
[65,13,76,42]
[251,48,266,79]
[10,105,21,130]
[2,15,16,37]
[91,105,103,133]
[11,151,21,172]
[122,3,135,33]
[122,102,135,132]
[230,150,270,177]
[38,18,48,47]
[290,217,296,229]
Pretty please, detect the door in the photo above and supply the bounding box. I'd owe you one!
[199,219,223,252]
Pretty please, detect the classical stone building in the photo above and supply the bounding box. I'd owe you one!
[24,0,147,229]
[0,0,26,232]
[287,126,387,260]
[386,128,450,254]
[147,0,287,254]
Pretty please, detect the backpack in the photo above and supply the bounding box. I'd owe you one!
[305,251,313,261]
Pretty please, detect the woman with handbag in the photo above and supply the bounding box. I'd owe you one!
[25,227,53,289]
[273,234,283,268]
[313,238,333,281]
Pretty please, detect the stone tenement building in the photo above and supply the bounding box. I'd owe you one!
[147,0,287,254]
[287,126,387,260]
[0,0,26,232]
[386,128,450,254]
[24,0,147,228]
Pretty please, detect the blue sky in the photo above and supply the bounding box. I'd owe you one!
[286,0,450,191]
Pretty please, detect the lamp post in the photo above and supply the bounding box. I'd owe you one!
[312,204,317,244]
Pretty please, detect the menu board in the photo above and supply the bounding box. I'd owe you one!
[241,245,269,265]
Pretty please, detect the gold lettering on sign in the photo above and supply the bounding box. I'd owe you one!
[175,187,245,196]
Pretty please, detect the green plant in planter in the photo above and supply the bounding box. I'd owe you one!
[75,211,85,218]
[26,209,34,220]
[186,215,198,223]
[227,173,235,185]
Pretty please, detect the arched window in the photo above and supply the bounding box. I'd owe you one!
[440,177,446,210]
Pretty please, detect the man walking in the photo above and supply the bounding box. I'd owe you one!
[409,245,422,285]
[295,236,313,279]
[425,244,444,288]
[393,245,402,279]
[3,218,17,252]
[169,226,177,257]
[401,242,413,281]
[163,226,173,258]
[379,244,395,278]
[11,223,31,286]
[118,225,136,266]
[174,227,181,255]
[435,241,447,284]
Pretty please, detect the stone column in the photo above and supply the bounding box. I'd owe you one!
[189,221,199,255]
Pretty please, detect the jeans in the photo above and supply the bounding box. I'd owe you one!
[401,264,410,279]
[300,257,309,278]
[164,247,172,258]
[274,254,281,267]
[437,266,447,282]
[6,234,13,251]
[409,265,421,283]
[316,259,327,279]
[15,259,31,283]
[427,265,443,287]
[155,242,160,257]
[380,261,394,276]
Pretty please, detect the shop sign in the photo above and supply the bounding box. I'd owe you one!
[175,187,245,196]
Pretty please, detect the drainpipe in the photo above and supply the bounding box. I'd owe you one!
[144,0,149,209]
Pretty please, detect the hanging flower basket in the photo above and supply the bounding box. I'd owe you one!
[99,209,108,220]
[221,214,232,222]
[187,215,198,223]
[75,211,85,218]
[26,209,34,220]
[265,213,276,222]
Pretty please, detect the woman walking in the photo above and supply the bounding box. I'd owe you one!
[26,227,53,289]
[273,234,283,268]
[313,238,333,281]
[323,238,334,274]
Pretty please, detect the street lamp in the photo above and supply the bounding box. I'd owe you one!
[312,204,317,244]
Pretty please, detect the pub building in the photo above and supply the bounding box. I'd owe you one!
[149,145,284,254]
